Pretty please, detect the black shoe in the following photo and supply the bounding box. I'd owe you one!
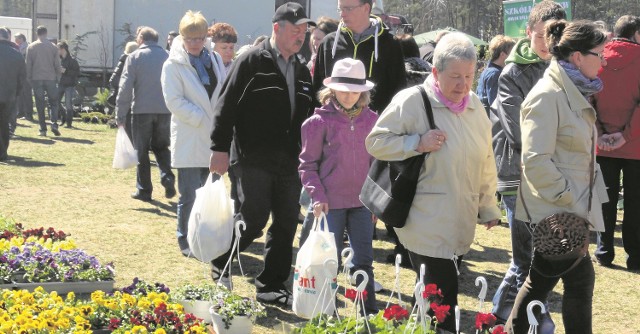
[256,288,293,306]
[627,258,640,271]
[39,130,47,137]
[161,178,176,199]
[59,119,66,126]
[595,257,613,268]
[131,191,151,202]
[51,128,61,136]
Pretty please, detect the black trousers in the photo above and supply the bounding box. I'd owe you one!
[595,156,640,267]
[0,102,9,160]
[212,162,301,292]
[408,251,461,333]
[506,253,595,334]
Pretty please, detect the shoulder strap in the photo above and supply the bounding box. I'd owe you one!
[417,85,436,130]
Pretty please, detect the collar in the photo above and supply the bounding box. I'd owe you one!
[547,60,593,113]
[269,37,293,62]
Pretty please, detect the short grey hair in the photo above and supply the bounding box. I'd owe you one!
[138,26,159,43]
[432,32,477,73]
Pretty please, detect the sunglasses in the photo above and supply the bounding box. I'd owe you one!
[583,50,605,61]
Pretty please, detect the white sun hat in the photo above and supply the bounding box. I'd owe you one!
[322,58,374,92]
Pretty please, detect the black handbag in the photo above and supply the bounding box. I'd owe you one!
[359,85,435,228]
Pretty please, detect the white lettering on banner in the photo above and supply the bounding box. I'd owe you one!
[504,5,533,15]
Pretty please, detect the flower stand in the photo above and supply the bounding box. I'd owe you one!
[8,280,115,295]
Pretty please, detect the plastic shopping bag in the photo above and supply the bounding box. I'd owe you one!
[187,173,234,263]
[293,212,338,319]
[112,127,138,169]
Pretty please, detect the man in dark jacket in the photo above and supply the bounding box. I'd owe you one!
[489,1,565,330]
[209,2,315,306]
[593,15,640,271]
[313,0,406,114]
[0,27,26,161]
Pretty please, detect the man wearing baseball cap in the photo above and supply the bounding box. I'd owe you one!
[209,2,315,306]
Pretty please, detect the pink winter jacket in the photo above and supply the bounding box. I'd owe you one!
[299,102,378,209]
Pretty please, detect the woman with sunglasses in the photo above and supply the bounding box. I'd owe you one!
[506,20,609,334]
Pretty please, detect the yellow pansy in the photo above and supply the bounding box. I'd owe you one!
[154,329,167,334]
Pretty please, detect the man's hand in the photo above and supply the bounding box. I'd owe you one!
[209,151,230,175]
[313,202,329,217]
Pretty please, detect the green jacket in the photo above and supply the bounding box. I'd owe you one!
[516,60,608,231]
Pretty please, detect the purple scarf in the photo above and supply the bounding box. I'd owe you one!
[428,76,469,114]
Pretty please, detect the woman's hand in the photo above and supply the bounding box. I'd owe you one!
[482,219,500,230]
[417,130,448,153]
[598,132,626,151]
[313,202,329,217]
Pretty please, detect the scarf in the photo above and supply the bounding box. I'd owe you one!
[428,76,469,114]
[558,60,603,97]
[188,48,212,86]
[332,97,362,119]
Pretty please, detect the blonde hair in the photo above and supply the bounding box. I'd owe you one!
[179,10,208,37]
[124,41,138,55]
[317,87,371,108]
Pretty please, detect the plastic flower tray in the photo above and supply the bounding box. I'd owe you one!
[0,280,115,294]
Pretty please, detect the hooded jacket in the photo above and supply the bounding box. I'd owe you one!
[313,16,407,113]
[366,82,501,259]
[299,102,378,209]
[161,36,225,168]
[489,38,548,193]
[593,38,640,160]
[515,60,608,232]
[210,39,314,174]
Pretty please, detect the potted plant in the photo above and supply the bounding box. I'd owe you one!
[172,283,218,324]
[208,285,266,334]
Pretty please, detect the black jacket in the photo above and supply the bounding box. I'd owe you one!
[210,39,314,173]
[107,53,128,107]
[0,40,25,104]
[489,61,547,193]
[59,55,80,88]
[313,18,407,113]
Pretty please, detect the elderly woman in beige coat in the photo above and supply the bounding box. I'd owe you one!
[366,32,501,333]
[506,20,609,334]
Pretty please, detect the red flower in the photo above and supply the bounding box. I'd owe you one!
[430,303,450,323]
[108,318,121,330]
[422,284,443,301]
[475,312,497,330]
[492,325,507,334]
[345,288,368,301]
[383,304,409,321]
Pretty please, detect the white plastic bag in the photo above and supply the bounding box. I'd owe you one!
[187,173,234,263]
[293,212,338,319]
[112,127,138,169]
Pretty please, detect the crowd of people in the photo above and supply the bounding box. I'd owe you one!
[2,1,638,333]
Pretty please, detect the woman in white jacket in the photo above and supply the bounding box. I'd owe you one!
[161,10,226,257]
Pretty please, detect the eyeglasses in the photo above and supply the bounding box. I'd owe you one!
[337,4,364,13]
[583,50,605,60]
[183,36,205,44]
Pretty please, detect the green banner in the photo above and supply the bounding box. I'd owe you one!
[503,0,572,38]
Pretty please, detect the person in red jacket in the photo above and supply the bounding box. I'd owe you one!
[593,15,640,271]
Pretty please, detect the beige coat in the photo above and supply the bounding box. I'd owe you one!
[366,80,501,259]
[515,60,608,231]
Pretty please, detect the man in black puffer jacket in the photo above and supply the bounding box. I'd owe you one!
[0,27,26,161]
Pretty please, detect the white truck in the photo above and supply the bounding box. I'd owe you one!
[0,15,32,42]
[31,0,384,73]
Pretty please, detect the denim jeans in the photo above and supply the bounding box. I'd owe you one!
[212,162,301,292]
[131,113,174,196]
[325,206,377,314]
[176,168,211,251]
[58,86,75,126]
[506,254,595,334]
[299,204,315,246]
[596,156,640,268]
[492,195,554,333]
[32,80,59,132]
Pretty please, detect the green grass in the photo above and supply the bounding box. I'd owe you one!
[1,118,638,333]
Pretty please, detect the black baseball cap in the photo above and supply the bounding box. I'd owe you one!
[272,2,316,26]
